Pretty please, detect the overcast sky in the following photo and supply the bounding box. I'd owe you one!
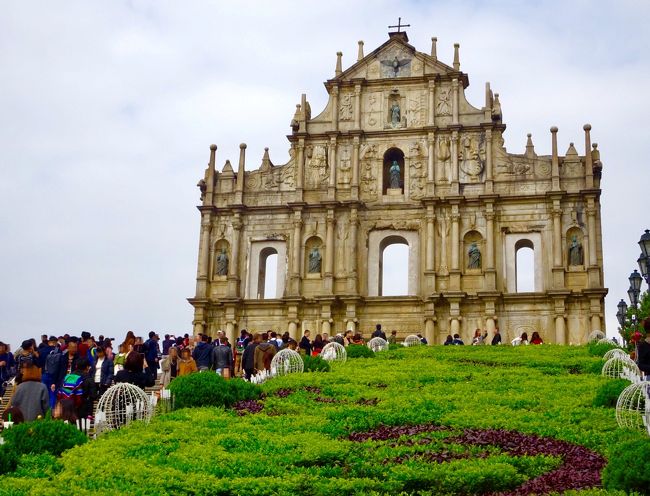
[1,0,649,348]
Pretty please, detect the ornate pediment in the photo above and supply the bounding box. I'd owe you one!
[336,37,454,82]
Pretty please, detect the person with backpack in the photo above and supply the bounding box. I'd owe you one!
[11,360,49,421]
[42,336,66,409]
[254,332,276,373]
[57,357,97,420]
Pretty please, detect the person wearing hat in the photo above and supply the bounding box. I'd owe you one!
[637,318,650,378]
[41,335,66,409]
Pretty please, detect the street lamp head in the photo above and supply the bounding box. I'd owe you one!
[638,253,650,284]
[629,269,643,294]
[617,299,628,326]
[639,229,650,258]
[628,285,639,308]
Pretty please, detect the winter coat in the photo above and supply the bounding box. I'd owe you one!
[241,342,258,370]
[254,343,276,371]
[212,345,233,370]
[11,380,49,421]
[192,342,212,370]
[178,358,197,376]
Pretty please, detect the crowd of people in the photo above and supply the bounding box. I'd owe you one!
[3,321,648,427]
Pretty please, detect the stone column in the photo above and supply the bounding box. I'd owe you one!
[555,315,566,345]
[450,318,460,336]
[485,129,493,193]
[225,321,236,345]
[587,206,597,267]
[451,208,460,271]
[425,318,435,345]
[354,84,362,129]
[427,79,435,126]
[427,132,436,196]
[584,124,594,189]
[328,136,337,200]
[227,214,242,297]
[321,320,331,336]
[235,143,246,204]
[451,131,459,194]
[550,126,560,191]
[426,205,435,272]
[290,211,303,295]
[325,210,336,293]
[348,207,359,293]
[452,79,459,125]
[288,321,298,340]
[484,207,496,289]
[552,207,562,267]
[196,210,212,298]
[331,86,339,132]
[351,136,360,200]
[296,139,305,195]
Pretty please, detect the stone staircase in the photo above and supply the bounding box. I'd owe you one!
[0,381,16,420]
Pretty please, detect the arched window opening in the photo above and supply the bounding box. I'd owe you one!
[382,147,405,194]
[515,240,535,293]
[379,236,409,296]
[258,248,278,299]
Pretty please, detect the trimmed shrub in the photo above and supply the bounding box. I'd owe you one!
[0,446,18,475]
[587,341,619,357]
[593,379,629,408]
[346,344,375,358]
[168,373,261,410]
[602,438,650,494]
[1,419,86,457]
[303,355,331,372]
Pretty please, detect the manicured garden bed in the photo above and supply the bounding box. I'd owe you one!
[0,345,645,495]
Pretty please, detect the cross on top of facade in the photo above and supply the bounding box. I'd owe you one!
[388,17,410,33]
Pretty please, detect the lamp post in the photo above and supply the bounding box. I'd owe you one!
[616,299,627,327]
[638,229,650,286]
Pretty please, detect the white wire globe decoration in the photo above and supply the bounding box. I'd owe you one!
[588,330,606,342]
[403,334,422,347]
[602,348,628,361]
[94,382,153,436]
[602,356,641,380]
[615,382,650,431]
[597,338,618,346]
[270,349,304,377]
[321,342,347,363]
[367,337,389,352]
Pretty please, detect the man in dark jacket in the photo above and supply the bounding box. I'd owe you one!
[241,333,261,380]
[491,328,502,345]
[299,330,312,356]
[192,334,213,371]
[212,337,233,376]
[372,324,387,340]
[42,336,66,409]
[143,332,160,381]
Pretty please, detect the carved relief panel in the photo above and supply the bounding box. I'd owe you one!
[458,133,486,184]
[305,144,329,189]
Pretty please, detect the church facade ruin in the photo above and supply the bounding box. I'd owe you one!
[189,30,607,345]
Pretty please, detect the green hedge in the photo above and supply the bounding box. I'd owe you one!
[168,372,261,409]
[1,419,87,457]
[602,438,650,494]
[593,379,630,408]
[303,355,331,372]
[346,344,375,358]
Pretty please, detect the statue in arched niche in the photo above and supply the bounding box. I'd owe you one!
[468,242,481,269]
[390,101,401,127]
[216,248,229,276]
[568,235,583,266]
[308,246,322,273]
[389,160,401,189]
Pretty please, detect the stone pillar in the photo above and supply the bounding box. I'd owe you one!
[484,205,496,289]
[555,315,566,345]
[328,136,337,199]
[225,321,236,345]
[584,124,594,189]
[324,209,336,293]
[346,319,356,332]
[485,129,493,193]
[427,79,435,126]
[552,206,562,267]
[196,211,212,298]
[331,85,339,132]
[451,130,459,194]
[425,318,435,345]
[351,136,360,200]
[354,84,362,129]
[348,208,359,293]
[235,143,246,204]
[550,126,560,191]
[296,140,305,195]
[290,210,303,295]
[288,321,298,340]
[485,316,496,337]
[321,318,331,336]
[426,205,435,272]
[205,144,217,205]
[227,214,242,297]
[452,78,459,125]
[451,208,460,271]
[587,206,597,267]
[450,318,460,336]
[591,314,601,333]
[427,132,436,196]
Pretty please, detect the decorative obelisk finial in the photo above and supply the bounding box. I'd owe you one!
[357,41,364,61]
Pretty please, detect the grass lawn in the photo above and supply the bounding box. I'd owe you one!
[0,344,645,495]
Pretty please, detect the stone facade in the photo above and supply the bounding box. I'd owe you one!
[189,31,607,345]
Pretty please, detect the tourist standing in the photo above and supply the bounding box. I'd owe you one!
[178,348,198,376]
[299,330,312,356]
[0,342,16,395]
[143,332,160,382]
[491,328,502,345]
[42,336,65,409]
[11,360,49,421]
[254,333,277,372]
[213,337,233,378]
[242,333,261,380]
